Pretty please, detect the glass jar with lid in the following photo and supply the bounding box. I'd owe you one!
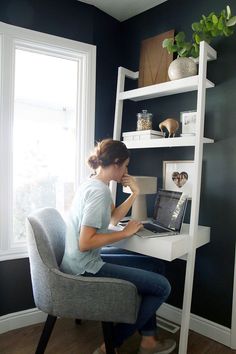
[137,109,153,131]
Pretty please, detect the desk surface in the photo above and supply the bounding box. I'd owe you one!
[111,223,210,261]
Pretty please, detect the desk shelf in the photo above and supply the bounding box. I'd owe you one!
[123,136,214,149]
[113,224,210,261]
[119,75,214,102]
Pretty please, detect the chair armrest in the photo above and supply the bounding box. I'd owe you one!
[48,268,140,323]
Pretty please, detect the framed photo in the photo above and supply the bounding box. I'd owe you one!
[180,110,197,136]
[163,160,194,198]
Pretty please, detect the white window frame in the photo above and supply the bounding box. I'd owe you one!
[0,22,96,261]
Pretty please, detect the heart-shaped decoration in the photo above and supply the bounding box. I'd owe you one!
[172,171,188,188]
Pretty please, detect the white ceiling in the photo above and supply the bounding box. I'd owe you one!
[78,0,167,22]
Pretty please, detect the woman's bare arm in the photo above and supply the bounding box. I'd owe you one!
[111,174,140,225]
[79,220,142,252]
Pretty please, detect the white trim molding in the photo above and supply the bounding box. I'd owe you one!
[0,308,46,334]
[0,304,232,350]
[158,303,231,348]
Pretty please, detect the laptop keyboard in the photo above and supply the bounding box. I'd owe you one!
[143,223,169,233]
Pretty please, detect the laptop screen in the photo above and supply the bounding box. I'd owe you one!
[153,190,188,231]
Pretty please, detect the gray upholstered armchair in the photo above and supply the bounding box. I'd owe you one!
[26,208,141,354]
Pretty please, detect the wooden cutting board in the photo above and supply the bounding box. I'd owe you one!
[138,29,174,87]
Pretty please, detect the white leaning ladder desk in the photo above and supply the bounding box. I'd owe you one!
[111,41,217,354]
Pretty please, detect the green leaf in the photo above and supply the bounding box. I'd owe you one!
[190,46,198,58]
[162,38,172,48]
[185,42,192,50]
[179,48,187,55]
[221,9,226,17]
[217,16,224,30]
[227,16,236,27]
[211,29,218,37]
[206,21,212,30]
[193,43,199,57]
[224,27,234,36]
[192,22,200,31]
[172,44,178,51]
[165,47,172,54]
[193,43,199,50]
[194,33,201,44]
[226,5,231,20]
[208,12,215,18]
[175,31,185,42]
[212,14,218,24]
[223,27,228,36]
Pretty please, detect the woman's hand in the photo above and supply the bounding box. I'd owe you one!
[123,220,143,237]
[121,174,140,195]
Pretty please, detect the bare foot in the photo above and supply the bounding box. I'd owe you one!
[140,336,158,349]
[140,337,176,353]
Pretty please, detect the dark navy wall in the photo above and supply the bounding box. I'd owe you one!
[120,0,236,327]
[92,8,122,140]
[0,0,93,43]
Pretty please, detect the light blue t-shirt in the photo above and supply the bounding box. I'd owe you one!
[60,178,113,275]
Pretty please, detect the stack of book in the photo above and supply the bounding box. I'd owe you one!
[122,130,164,141]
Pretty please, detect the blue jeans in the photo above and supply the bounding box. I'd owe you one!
[83,247,171,347]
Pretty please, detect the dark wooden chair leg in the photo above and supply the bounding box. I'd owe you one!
[102,321,116,354]
[35,314,57,354]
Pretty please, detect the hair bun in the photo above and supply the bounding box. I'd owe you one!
[87,154,100,170]
[88,138,130,171]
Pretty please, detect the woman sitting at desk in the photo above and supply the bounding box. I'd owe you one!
[61,138,176,354]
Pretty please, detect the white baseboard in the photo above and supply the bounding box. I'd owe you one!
[0,308,47,334]
[0,304,232,349]
[158,303,231,347]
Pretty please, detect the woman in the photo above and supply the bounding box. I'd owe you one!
[61,139,176,354]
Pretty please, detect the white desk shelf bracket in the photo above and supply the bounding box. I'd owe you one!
[111,67,138,200]
[178,41,216,354]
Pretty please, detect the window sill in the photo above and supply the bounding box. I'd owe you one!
[0,248,28,262]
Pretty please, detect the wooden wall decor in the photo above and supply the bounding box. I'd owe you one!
[138,30,174,88]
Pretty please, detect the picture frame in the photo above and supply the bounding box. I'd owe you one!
[163,160,194,198]
[180,110,197,136]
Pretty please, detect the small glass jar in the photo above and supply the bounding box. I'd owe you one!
[137,110,153,131]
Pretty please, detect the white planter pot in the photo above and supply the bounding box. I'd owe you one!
[168,57,197,81]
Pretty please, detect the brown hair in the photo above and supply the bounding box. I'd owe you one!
[88,139,130,170]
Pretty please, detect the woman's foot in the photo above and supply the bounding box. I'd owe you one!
[92,348,104,354]
[138,337,176,354]
[92,343,118,354]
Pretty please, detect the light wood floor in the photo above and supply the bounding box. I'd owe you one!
[0,318,236,354]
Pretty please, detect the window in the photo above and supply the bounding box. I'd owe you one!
[0,22,96,260]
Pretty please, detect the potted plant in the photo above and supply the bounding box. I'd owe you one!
[162,5,236,80]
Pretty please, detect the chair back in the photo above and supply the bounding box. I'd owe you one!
[27,207,140,324]
[26,208,66,312]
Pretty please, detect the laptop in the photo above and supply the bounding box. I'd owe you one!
[135,189,188,238]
